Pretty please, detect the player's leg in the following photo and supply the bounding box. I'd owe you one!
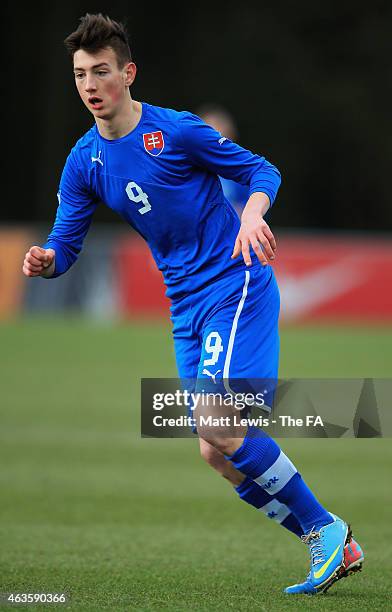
[195,266,332,531]
[199,439,363,586]
[199,437,243,485]
[170,290,296,537]
[194,266,355,591]
[199,437,304,537]
[173,272,304,539]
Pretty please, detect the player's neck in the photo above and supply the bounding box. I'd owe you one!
[96,98,142,140]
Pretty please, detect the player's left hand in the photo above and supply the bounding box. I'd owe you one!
[231,215,276,267]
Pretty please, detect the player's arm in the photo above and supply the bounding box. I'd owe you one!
[22,151,98,279]
[177,114,280,266]
[231,191,276,266]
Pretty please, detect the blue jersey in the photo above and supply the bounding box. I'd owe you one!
[219,177,249,211]
[44,102,281,300]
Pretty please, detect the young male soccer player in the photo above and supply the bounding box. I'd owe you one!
[22,14,364,594]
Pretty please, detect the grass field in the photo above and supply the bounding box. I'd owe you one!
[0,319,391,611]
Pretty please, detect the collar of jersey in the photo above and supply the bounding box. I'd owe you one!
[96,101,147,144]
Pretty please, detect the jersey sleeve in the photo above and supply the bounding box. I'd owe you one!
[177,113,281,206]
[43,151,98,277]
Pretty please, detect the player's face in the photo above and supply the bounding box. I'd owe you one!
[73,47,136,120]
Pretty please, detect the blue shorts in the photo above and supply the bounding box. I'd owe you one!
[170,265,280,410]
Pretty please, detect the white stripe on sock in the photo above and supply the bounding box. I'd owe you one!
[259,499,291,523]
[254,450,297,495]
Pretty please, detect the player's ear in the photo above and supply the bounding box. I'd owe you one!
[124,62,137,87]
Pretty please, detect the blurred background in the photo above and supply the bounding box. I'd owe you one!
[1,2,392,609]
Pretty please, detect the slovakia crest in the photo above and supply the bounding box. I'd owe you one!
[143,130,164,157]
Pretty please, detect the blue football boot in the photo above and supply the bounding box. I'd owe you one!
[283,535,364,595]
[285,514,348,594]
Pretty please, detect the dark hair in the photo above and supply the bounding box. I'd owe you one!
[64,13,132,67]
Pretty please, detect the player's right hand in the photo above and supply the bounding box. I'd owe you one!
[22,246,56,278]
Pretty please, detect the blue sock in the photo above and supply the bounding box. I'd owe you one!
[235,476,304,538]
[228,427,333,534]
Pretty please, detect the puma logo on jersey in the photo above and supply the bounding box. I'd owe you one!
[91,150,103,166]
[218,137,227,145]
[202,368,221,384]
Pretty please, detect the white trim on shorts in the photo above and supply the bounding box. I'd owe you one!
[223,270,250,387]
[222,269,272,414]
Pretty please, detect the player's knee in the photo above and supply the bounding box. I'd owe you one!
[199,436,234,457]
[198,433,236,457]
[199,439,245,485]
[200,441,219,467]
[199,440,230,478]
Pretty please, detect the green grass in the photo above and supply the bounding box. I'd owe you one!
[0,319,391,611]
